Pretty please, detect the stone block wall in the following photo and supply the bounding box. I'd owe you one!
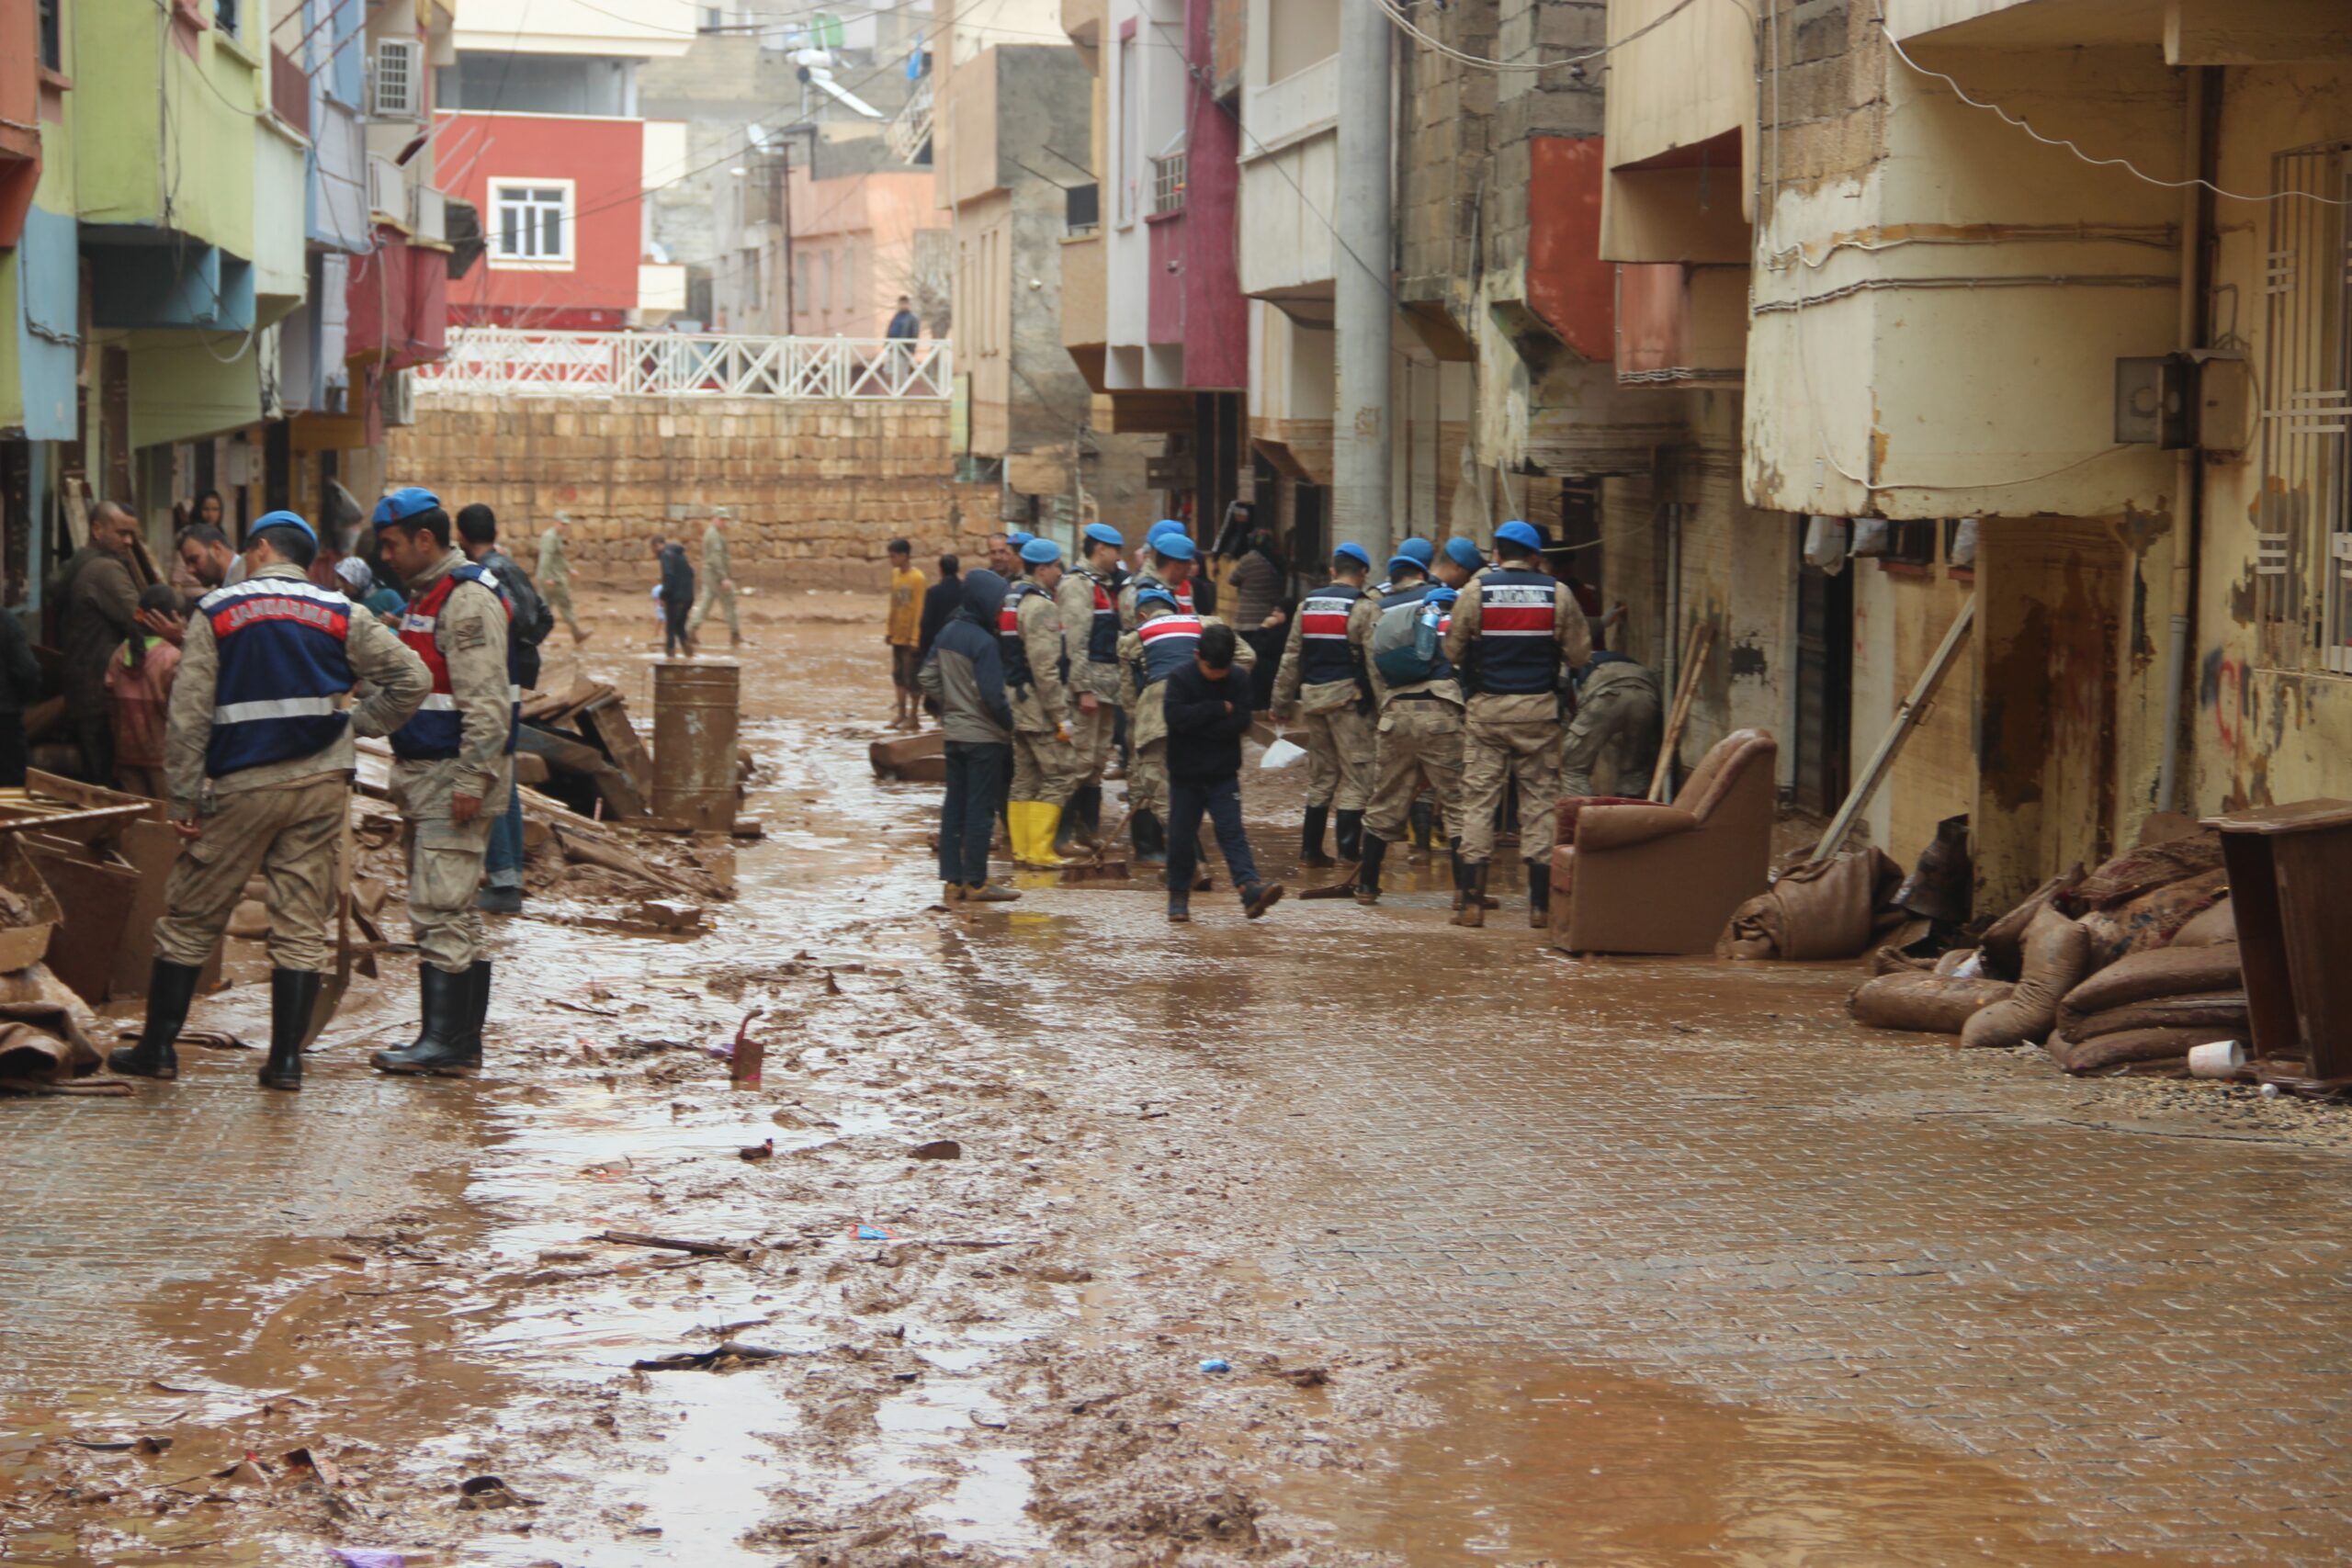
[387,394,991,591]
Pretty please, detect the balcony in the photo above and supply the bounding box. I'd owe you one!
[269,44,309,137]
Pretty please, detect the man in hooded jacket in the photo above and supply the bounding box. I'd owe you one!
[918,569,1021,905]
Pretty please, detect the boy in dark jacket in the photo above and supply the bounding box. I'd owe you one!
[1160,622,1283,923]
[917,569,1020,905]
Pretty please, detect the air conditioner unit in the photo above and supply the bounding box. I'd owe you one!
[370,38,423,120]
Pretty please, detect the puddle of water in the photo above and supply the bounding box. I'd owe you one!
[1264,1355,2190,1566]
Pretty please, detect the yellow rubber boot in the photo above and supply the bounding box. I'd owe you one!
[1014,802,1068,869]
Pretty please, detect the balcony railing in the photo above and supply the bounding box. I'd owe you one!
[415,329,955,400]
[270,45,310,136]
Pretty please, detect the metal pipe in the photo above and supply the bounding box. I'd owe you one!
[2155,66,2219,814]
[1333,0,1396,565]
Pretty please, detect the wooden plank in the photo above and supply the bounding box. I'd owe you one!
[26,838,139,1005]
[1812,597,1975,865]
[580,694,655,801]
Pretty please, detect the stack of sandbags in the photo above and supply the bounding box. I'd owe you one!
[2062,832,2228,965]
[2044,942,2245,1076]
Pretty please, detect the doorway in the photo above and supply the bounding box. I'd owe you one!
[1792,544,1853,818]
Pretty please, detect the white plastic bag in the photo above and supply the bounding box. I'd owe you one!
[1849,517,1891,558]
[1803,515,1849,575]
[1259,737,1306,771]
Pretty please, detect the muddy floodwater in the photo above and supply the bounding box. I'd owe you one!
[3,587,2347,1566]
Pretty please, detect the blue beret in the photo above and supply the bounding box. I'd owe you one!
[1083,522,1124,550]
[1495,519,1543,552]
[253,508,317,544]
[1333,542,1372,570]
[372,487,442,527]
[1147,519,1188,547]
[1424,585,1459,607]
[1386,553,1428,577]
[1006,530,1035,547]
[1396,537,1436,567]
[1154,534,1197,562]
[1136,586,1179,611]
[1019,536,1063,566]
[1443,537,1487,570]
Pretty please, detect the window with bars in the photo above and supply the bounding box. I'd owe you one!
[1151,152,1187,216]
[2259,144,2352,674]
[490,181,573,267]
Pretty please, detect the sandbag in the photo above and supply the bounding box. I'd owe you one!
[1977,864,2084,979]
[1849,973,2016,1035]
[2053,1026,2226,1076]
[2058,943,2243,1035]
[2069,990,2247,1041]
[2067,831,2222,911]
[1726,848,1903,962]
[1960,907,2090,1049]
[2171,897,2235,948]
[2075,865,2229,967]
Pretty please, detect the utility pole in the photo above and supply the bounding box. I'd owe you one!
[1333,0,1396,565]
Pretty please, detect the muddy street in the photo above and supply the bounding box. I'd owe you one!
[3,586,2349,1567]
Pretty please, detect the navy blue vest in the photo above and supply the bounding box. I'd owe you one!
[1295,581,1364,685]
[1081,572,1120,665]
[200,575,356,777]
[1468,569,1561,694]
[1136,612,1204,685]
[390,563,522,761]
[1376,582,1454,684]
[1000,582,1063,690]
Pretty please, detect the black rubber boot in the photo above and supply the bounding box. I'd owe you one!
[1054,798,1082,856]
[1301,805,1334,868]
[109,959,202,1080]
[1409,797,1435,853]
[260,968,320,1091]
[1355,834,1388,905]
[1133,809,1167,866]
[1167,888,1192,923]
[1455,863,1489,928]
[1335,809,1364,865]
[461,960,492,1066]
[1078,784,1102,841]
[372,965,478,1077]
[1528,862,1553,930]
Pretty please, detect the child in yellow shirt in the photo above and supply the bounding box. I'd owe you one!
[885,538,927,730]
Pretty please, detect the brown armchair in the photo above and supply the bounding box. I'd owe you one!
[1550,728,1778,954]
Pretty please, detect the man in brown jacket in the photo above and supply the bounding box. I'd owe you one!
[56,502,143,786]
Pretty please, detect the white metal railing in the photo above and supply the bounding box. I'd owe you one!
[414,329,955,400]
[887,73,934,165]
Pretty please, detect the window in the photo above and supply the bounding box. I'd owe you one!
[37,0,60,70]
[2259,142,2352,673]
[1151,150,1187,216]
[489,180,574,268]
[1116,31,1138,224]
[215,0,239,37]
[1066,183,1100,237]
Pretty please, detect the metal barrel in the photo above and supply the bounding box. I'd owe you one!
[651,660,741,832]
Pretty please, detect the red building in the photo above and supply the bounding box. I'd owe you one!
[434,111,647,332]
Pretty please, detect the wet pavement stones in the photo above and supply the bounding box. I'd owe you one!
[5,592,2349,1564]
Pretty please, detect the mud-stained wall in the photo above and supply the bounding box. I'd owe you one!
[387,394,982,591]
[2189,63,2352,816]
[1975,519,2123,913]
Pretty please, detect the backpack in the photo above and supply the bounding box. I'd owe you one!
[1371,592,1447,686]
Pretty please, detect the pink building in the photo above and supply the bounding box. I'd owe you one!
[783,166,946,340]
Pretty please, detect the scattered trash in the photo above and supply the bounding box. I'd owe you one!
[854,1224,894,1241]
[280,1448,344,1488]
[636,898,706,931]
[730,1009,764,1089]
[1278,1367,1329,1388]
[457,1474,540,1509]
[327,1551,406,1568]
[630,1341,790,1372]
[598,1230,753,1258]
[2261,1082,2282,1100]
[2188,1040,2249,1079]
[1198,1357,1232,1374]
[1258,738,1305,771]
[910,1139,961,1161]
[738,1138,775,1162]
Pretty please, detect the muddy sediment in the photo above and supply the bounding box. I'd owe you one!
[1,586,2346,1566]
